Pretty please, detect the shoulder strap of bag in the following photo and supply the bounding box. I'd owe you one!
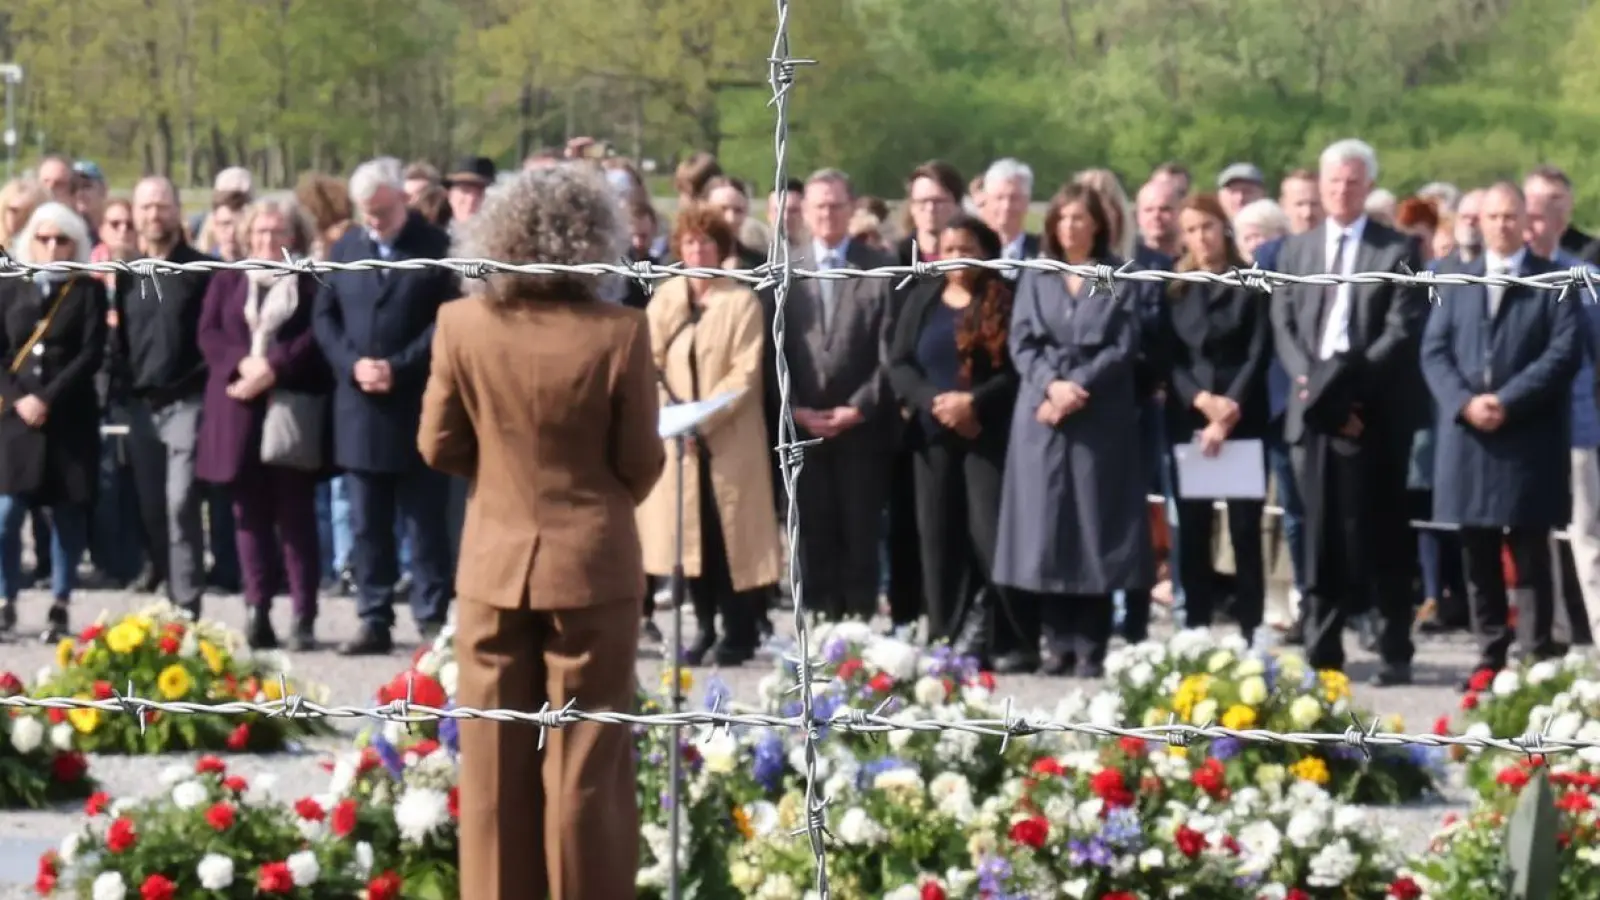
[10,278,78,376]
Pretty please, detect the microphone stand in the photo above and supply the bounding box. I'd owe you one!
[667,427,689,900]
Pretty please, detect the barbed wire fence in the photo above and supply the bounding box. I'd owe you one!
[2,0,1600,897]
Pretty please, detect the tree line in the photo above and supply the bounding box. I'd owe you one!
[3,0,1599,220]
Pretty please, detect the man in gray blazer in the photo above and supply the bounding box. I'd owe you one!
[1269,139,1430,685]
[779,168,897,621]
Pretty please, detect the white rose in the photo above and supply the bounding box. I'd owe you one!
[92,871,127,900]
[438,661,458,697]
[172,780,208,811]
[1062,877,1090,899]
[197,853,235,890]
[1126,661,1155,688]
[695,730,739,775]
[913,676,946,707]
[50,722,74,751]
[861,639,919,682]
[1137,847,1164,870]
[1492,670,1521,697]
[836,807,887,845]
[884,887,922,900]
[287,850,321,886]
[243,772,279,806]
[1528,659,1561,685]
[353,842,374,878]
[8,715,44,755]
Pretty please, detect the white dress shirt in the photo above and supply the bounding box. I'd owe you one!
[1483,247,1525,319]
[1317,215,1368,360]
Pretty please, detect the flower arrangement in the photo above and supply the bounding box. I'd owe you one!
[28,601,333,754]
[0,670,95,809]
[1407,755,1600,899]
[37,754,400,899]
[1098,630,1444,803]
[1453,652,1596,797]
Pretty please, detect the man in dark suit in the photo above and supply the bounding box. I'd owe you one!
[1422,181,1582,684]
[313,157,459,654]
[782,168,897,621]
[1268,139,1431,685]
[979,159,1040,280]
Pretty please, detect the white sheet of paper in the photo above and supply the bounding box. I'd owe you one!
[1172,438,1267,500]
[658,391,742,438]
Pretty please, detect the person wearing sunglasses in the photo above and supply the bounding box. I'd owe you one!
[0,202,108,640]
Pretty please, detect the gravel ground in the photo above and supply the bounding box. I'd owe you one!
[0,586,1483,893]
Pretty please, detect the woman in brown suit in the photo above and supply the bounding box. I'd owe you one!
[418,164,664,900]
[636,204,781,667]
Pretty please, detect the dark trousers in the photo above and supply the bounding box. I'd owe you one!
[796,441,889,621]
[346,467,454,629]
[1295,434,1415,671]
[231,463,322,620]
[119,400,171,582]
[687,454,762,652]
[910,437,1004,644]
[1461,526,1558,670]
[1553,539,1596,646]
[207,486,239,586]
[1177,498,1266,636]
[1411,489,1468,625]
[1009,591,1114,669]
[885,445,922,627]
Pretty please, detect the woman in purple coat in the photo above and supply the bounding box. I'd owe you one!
[196,199,332,650]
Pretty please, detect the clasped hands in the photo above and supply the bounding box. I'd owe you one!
[1463,394,1505,433]
[1192,390,1240,457]
[353,357,394,394]
[794,405,864,439]
[1293,374,1364,440]
[226,356,278,401]
[1034,379,1089,427]
[14,395,48,428]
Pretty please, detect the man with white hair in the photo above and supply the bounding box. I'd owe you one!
[1268,138,1430,685]
[979,159,1038,278]
[313,157,460,655]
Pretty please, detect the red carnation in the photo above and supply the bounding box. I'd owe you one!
[448,786,460,819]
[1497,766,1531,791]
[867,672,895,693]
[410,738,440,757]
[331,798,359,837]
[1089,768,1134,808]
[1174,824,1207,857]
[140,873,177,900]
[367,871,404,900]
[33,871,55,896]
[836,659,863,680]
[975,671,997,691]
[226,723,251,751]
[84,791,110,816]
[195,755,227,775]
[1101,892,1138,900]
[222,774,248,793]
[1031,756,1065,777]
[1286,889,1312,900]
[158,635,180,655]
[1432,715,1451,735]
[0,671,24,695]
[51,751,88,783]
[1468,668,1496,692]
[1460,693,1479,711]
[47,708,66,725]
[1192,758,1227,798]
[1008,815,1049,849]
[106,817,137,854]
[1388,876,1424,900]
[205,802,236,832]
[36,852,58,878]
[90,680,114,701]
[1118,736,1146,755]
[79,623,104,643]
[294,796,326,821]
[378,672,446,709]
[1559,790,1593,812]
[257,861,294,894]
[357,746,381,774]
[920,881,947,900]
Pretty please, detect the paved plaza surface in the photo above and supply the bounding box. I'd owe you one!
[0,586,1487,894]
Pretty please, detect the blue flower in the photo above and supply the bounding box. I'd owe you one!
[856,756,911,790]
[752,730,786,791]
[438,705,460,756]
[704,675,733,713]
[1210,737,1242,761]
[821,637,849,664]
[1068,838,1114,868]
[1100,806,1144,850]
[975,854,1012,894]
[371,734,404,779]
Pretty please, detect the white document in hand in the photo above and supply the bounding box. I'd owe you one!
[658,390,742,438]
[1172,438,1267,500]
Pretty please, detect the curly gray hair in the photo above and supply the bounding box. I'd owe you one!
[454,163,624,302]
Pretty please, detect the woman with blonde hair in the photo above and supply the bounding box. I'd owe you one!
[0,202,107,640]
[419,163,663,900]
[636,203,780,666]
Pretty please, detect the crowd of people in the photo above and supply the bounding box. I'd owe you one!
[0,138,1595,695]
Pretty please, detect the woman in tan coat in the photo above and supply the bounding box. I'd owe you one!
[637,204,780,666]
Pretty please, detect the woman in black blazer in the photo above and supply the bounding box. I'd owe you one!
[0,202,108,641]
[1161,192,1271,639]
[887,214,1018,657]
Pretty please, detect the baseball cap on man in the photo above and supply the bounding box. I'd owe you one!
[72,160,105,183]
[1216,163,1264,188]
[445,157,497,189]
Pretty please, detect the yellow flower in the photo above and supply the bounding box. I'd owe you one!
[199,640,226,675]
[732,803,753,840]
[1168,745,1189,759]
[1238,676,1269,706]
[1171,674,1212,721]
[660,667,693,695]
[156,664,193,700]
[1276,653,1307,686]
[1317,670,1351,704]
[263,678,294,701]
[1288,695,1324,729]
[55,638,75,669]
[1290,755,1331,785]
[105,621,148,655]
[68,696,100,734]
[1221,704,1257,730]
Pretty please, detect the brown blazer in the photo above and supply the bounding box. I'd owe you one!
[418,287,665,610]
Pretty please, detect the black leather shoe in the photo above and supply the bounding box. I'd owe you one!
[711,644,756,667]
[1371,664,1412,687]
[286,618,316,652]
[338,625,394,656]
[40,602,69,644]
[247,607,279,650]
[1041,654,1077,677]
[0,599,16,633]
[133,564,165,594]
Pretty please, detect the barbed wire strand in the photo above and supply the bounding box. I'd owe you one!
[1,255,1598,299]
[0,692,1586,759]
[764,3,833,898]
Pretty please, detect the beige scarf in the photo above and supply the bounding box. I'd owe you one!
[243,271,300,358]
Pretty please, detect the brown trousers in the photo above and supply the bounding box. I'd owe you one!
[455,597,641,900]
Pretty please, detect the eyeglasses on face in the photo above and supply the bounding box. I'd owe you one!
[33,234,72,248]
